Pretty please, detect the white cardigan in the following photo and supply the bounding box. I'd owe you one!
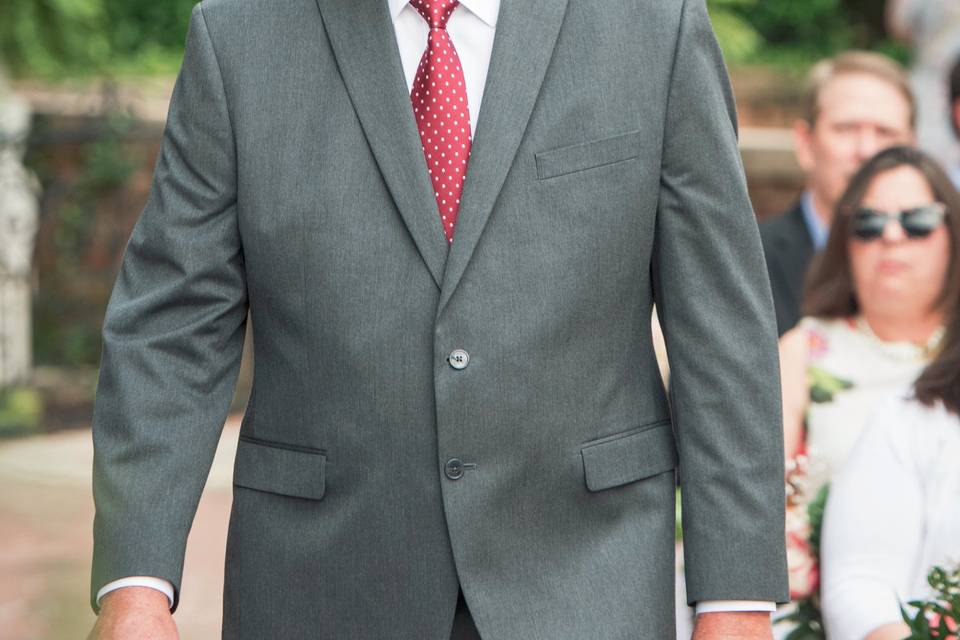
[821,388,960,640]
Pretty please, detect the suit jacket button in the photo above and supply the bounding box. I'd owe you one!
[448,349,470,369]
[444,458,465,480]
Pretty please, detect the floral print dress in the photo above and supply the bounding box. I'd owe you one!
[776,314,943,637]
[800,315,942,497]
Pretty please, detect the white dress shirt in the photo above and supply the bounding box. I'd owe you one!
[97,0,774,618]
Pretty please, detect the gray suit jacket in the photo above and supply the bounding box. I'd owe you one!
[90,0,790,637]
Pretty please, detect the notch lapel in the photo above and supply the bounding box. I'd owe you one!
[316,0,448,288]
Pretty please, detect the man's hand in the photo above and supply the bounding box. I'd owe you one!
[87,587,178,640]
[692,611,773,640]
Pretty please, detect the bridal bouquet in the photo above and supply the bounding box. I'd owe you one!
[901,564,960,639]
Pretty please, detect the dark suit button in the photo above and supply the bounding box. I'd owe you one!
[444,458,464,480]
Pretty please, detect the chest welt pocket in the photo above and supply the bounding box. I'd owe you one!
[233,435,327,500]
[580,419,677,492]
[535,129,641,180]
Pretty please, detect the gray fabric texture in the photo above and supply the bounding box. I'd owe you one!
[90,0,790,637]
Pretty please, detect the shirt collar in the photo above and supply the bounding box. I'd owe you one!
[800,190,829,252]
[388,0,499,27]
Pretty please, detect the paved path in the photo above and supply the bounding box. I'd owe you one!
[0,415,751,640]
[0,415,242,639]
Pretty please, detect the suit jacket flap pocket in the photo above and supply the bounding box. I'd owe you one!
[233,436,326,500]
[581,419,677,492]
[535,129,641,180]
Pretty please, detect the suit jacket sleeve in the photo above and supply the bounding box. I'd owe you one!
[89,2,246,614]
[650,0,789,605]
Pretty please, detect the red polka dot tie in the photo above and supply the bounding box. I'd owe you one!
[409,0,472,244]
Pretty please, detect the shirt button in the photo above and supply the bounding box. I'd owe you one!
[448,349,470,369]
[444,458,465,480]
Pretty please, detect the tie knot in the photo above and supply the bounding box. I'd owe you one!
[410,0,459,29]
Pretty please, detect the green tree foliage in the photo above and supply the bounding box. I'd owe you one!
[1,0,908,78]
[100,0,197,55]
[0,386,44,438]
[707,0,907,67]
[1,0,109,76]
[737,0,854,50]
[1,0,193,77]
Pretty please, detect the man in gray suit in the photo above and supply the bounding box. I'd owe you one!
[88,0,789,638]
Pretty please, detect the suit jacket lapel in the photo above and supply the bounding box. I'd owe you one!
[316,0,448,288]
[436,0,569,318]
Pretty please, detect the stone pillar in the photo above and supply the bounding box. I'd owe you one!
[0,70,40,386]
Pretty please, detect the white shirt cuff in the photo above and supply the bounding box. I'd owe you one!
[96,576,175,611]
[93,579,772,617]
[694,600,777,614]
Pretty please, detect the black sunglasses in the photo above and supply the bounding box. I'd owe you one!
[850,202,947,241]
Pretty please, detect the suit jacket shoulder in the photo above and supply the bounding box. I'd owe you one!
[759,201,810,251]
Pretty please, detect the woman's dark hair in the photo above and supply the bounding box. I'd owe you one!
[914,319,960,415]
[802,145,960,317]
[802,145,960,415]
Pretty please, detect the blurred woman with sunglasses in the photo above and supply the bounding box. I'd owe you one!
[818,238,960,639]
[775,145,959,612]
